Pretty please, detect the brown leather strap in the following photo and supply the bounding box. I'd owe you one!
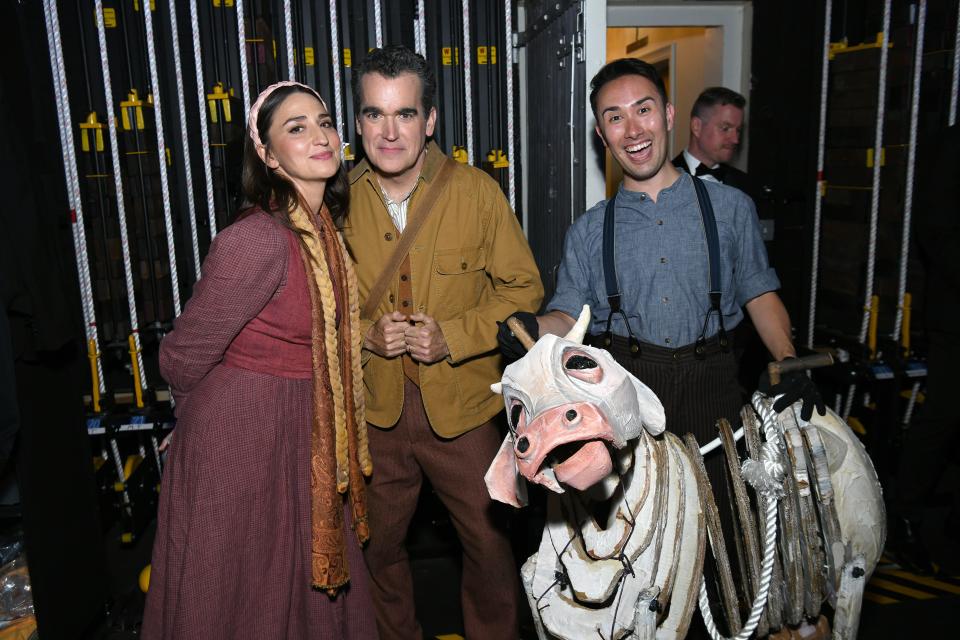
[360,156,457,320]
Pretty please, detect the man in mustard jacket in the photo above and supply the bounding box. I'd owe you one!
[343,45,543,640]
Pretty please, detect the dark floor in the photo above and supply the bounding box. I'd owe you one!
[3,468,958,639]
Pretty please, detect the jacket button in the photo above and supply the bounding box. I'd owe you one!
[402,300,410,308]
[384,232,393,241]
[461,261,468,270]
[400,274,408,281]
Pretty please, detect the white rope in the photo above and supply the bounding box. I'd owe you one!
[374,0,384,49]
[893,0,926,339]
[416,0,427,58]
[142,1,182,317]
[859,0,892,344]
[568,37,576,225]
[43,0,104,392]
[236,0,252,117]
[698,394,785,640]
[808,0,833,349]
[94,0,148,391]
[189,0,218,240]
[902,380,922,426]
[166,0,202,281]
[462,0,474,165]
[504,0,516,211]
[283,0,295,81]
[842,382,857,421]
[951,0,960,126]
[328,0,345,147]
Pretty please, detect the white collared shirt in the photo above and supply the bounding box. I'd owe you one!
[682,149,722,184]
[379,182,417,232]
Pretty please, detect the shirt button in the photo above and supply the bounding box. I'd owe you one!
[400,274,409,281]
[656,220,663,225]
[640,194,647,200]
[461,261,468,270]
[665,337,671,344]
[402,300,410,308]
[662,296,669,303]
[384,232,393,241]
[660,257,667,264]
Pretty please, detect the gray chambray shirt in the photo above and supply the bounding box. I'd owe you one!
[547,173,780,348]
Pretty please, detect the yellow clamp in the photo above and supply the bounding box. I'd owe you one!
[828,33,893,60]
[866,147,885,168]
[867,295,879,360]
[342,142,355,161]
[486,149,509,168]
[80,112,105,152]
[452,146,468,164]
[207,82,232,123]
[120,89,146,131]
[87,338,101,413]
[128,334,145,409]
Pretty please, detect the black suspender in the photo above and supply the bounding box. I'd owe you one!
[600,175,730,358]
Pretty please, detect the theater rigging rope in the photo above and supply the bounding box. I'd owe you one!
[189,0,218,240]
[328,0,345,147]
[237,0,252,118]
[505,0,517,211]
[93,0,148,392]
[808,0,834,350]
[142,1,182,317]
[167,0,202,280]
[283,0,295,81]
[42,0,104,393]
[462,0,474,165]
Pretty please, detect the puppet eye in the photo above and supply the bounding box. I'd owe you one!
[565,354,597,370]
[563,349,604,384]
[509,399,527,433]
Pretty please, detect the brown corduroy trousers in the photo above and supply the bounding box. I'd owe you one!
[363,378,520,640]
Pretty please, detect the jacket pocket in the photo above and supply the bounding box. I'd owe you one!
[433,246,487,316]
[434,245,486,274]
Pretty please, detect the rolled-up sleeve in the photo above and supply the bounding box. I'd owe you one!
[546,219,598,318]
[733,196,780,306]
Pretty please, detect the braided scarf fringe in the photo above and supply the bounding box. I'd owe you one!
[288,204,371,593]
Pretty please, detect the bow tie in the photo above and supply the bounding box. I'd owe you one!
[694,163,726,181]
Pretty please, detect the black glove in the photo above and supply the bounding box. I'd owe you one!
[496,311,539,362]
[758,359,827,421]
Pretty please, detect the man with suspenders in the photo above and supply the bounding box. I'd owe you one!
[499,58,823,492]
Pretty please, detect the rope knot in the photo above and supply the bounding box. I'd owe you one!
[741,441,786,499]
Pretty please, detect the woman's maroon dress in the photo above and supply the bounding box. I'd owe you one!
[142,212,377,639]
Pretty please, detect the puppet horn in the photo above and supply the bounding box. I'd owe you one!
[563,305,591,344]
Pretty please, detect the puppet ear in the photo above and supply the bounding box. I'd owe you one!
[630,377,667,436]
[484,435,528,508]
[562,305,592,345]
[491,382,503,395]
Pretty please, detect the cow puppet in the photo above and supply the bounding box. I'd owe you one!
[486,305,886,640]
[485,306,706,640]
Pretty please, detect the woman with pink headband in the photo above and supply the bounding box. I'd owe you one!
[142,81,378,639]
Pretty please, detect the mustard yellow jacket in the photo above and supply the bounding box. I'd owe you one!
[343,142,543,437]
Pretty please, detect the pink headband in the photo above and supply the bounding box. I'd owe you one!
[247,81,328,148]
